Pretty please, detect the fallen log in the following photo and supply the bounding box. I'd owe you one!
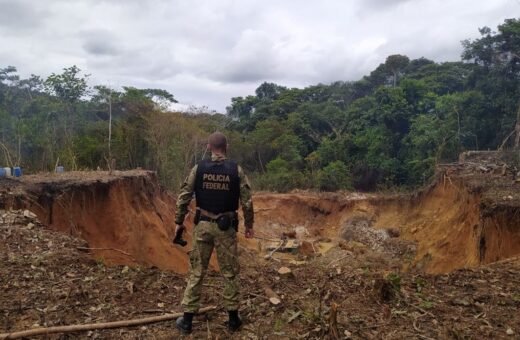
[0,306,216,339]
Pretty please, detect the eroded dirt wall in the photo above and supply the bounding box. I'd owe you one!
[2,170,518,275]
[5,172,193,274]
[372,181,483,273]
[479,207,520,264]
[253,180,519,274]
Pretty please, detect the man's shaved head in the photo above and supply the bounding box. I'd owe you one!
[208,132,228,151]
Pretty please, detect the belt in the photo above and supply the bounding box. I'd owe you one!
[199,215,218,223]
[198,208,236,223]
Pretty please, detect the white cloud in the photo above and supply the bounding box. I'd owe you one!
[0,0,518,112]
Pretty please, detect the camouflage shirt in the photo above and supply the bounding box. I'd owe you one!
[175,154,254,229]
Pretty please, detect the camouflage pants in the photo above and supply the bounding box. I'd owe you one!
[181,220,239,312]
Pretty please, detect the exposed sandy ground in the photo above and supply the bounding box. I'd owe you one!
[1,150,519,338]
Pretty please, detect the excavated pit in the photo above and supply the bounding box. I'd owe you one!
[0,151,519,275]
[252,179,503,274]
[0,171,192,273]
[251,151,520,273]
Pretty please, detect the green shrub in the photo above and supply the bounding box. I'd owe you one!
[317,161,352,191]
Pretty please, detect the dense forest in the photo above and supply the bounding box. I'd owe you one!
[1,19,519,192]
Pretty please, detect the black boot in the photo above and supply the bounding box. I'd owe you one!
[228,310,242,332]
[176,312,194,334]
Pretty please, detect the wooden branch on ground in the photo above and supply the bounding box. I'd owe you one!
[329,302,340,340]
[76,247,134,259]
[0,306,216,339]
[264,240,285,260]
[326,253,352,268]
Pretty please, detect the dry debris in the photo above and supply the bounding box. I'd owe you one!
[1,155,520,338]
[1,208,519,339]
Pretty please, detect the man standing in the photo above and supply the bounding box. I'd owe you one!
[174,132,254,334]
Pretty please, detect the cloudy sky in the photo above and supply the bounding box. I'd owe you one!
[0,0,518,112]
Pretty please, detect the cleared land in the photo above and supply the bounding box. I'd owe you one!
[1,151,520,338]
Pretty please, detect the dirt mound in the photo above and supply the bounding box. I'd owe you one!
[340,216,389,250]
[0,171,191,273]
[339,216,415,259]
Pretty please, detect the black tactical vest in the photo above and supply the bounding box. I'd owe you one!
[194,159,240,214]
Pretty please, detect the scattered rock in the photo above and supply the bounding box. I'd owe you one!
[289,260,307,266]
[477,165,489,172]
[506,328,514,336]
[264,287,282,305]
[299,241,315,256]
[269,297,281,305]
[277,266,292,277]
[23,210,36,218]
[340,216,389,250]
[451,298,471,306]
[126,282,134,294]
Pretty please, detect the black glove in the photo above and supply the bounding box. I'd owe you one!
[173,224,187,247]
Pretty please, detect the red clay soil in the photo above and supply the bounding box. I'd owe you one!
[251,153,520,274]
[1,149,519,277]
[0,170,192,273]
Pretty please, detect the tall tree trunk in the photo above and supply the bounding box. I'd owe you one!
[108,94,112,161]
[514,102,520,149]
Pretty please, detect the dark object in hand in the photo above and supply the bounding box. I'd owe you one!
[173,228,188,247]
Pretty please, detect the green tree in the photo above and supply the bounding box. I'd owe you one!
[385,54,410,87]
[462,19,520,148]
[317,161,351,191]
[44,66,90,169]
[255,82,287,101]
